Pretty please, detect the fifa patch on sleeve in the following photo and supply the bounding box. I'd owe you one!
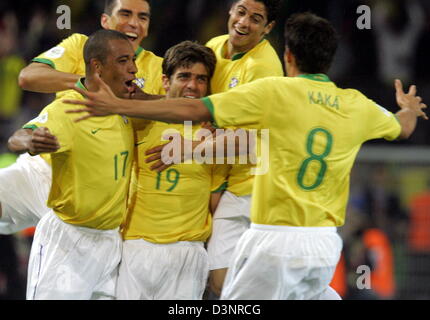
[44,46,66,59]
[376,104,392,117]
[30,113,49,124]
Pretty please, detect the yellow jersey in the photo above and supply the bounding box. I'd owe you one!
[123,121,226,243]
[23,79,134,230]
[206,34,284,196]
[32,33,164,167]
[202,74,401,227]
[33,33,164,97]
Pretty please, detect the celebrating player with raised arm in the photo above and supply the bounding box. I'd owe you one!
[3,0,163,235]
[65,13,427,300]
[16,30,137,300]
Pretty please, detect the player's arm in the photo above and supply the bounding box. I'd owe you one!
[64,74,211,123]
[18,62,81,93]
[132,85,165,101]
[145,129,254,172]
[210,192,223,215]
[7,128,60,155]
[393,79,428,140]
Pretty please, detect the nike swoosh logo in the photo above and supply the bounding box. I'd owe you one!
[135,141,146,147]
[91,128,101,135]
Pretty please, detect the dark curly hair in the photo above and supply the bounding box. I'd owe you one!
[104,0,151,16]
[233,0,283,23]
[284,12,338,74]
[162,41,217,80]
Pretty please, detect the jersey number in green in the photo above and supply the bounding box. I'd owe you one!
[297,128,333,190]
[156,169,180,192]
[114,151,129,181]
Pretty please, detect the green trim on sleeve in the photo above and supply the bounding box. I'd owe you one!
[201,97,218,127]
[22,124,38,130]
[32,58,56,69]
[212,181,228,194]
[75,78,87,91]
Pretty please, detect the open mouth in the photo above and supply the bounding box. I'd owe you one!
[234,27,248,36]
[183,92,199,99]
[125,32,138,42]
[125,79,136,93]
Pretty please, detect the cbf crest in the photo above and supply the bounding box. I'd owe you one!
[134,78,146,89]
[229,77,239,89]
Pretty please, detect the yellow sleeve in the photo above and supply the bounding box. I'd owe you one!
[364,100,402,141]
[202,78,270,129]
[23,102,74,153]
[32,33,86,75]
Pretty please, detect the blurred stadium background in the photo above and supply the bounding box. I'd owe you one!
[1,0,430,299]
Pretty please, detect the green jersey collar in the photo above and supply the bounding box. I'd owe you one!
[76,78,87,91]
[297,74,331,82]
[227,38,266,61]
[135,46,144,57]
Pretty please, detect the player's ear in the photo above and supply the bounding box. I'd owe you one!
[229,1,236,16]
[162,74,170,93]
[90,58,103,75]
[284,47,291,63]
[100,13,110,29]
[264,21,275,36]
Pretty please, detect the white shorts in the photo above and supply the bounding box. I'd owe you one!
[207,191,251,270]
[27,211,122,300]
[221,224,343,300]
[0,153,51,234]
[117,239,209,300]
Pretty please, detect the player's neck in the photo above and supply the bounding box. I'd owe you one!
[286,66,301,78]
[84,76,100,92]
[226,41,252,60]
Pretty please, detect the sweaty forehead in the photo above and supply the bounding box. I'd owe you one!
[107,39,134,57]
[174,63,209,76]
[234,0,267,18]
[112,0,150,13]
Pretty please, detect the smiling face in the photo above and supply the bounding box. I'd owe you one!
[99,39,138,99]
[163,62,210,100]
[101,0,150,52]
[227,0,275,57]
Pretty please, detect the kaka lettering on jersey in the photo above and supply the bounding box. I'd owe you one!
[308,91,340,110]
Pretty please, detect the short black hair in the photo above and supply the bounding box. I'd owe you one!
[104,0,151,15]
[84,29,130,70]
[162,41,217,80]
[284,12,338,74]
[233,0,283,23]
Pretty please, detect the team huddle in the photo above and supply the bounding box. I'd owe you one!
[0,0,427,300]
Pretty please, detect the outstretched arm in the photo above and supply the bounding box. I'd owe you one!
[394,79,428,140]
[64,74,211,123]
[145,129,255,172]
[19,62,81,93]
[8,128,60,155]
